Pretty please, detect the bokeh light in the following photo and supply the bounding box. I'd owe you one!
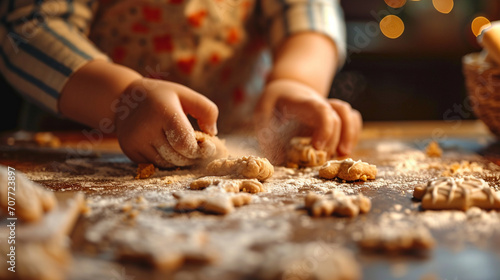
[471,16,491,37]
[432,0,454,14]
[384,0,406,9]
[380,15,405,39]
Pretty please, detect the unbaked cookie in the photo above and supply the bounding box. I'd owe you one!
[0,239,71,280]
[206,156,274,181]
[255,242,360,280]
[286,137,327,168]
[173,189,252,215]
[357,226,435,253]
[304,191,371,217]
[0,166,56,222]
[318,158,377,181]
[413,177,500,211]
[114,229,216,271]
[190,176,265,193]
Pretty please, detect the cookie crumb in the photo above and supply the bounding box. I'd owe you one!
[135,164,155,179]
[425,141,442,157]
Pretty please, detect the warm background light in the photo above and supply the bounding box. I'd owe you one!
[432,0,454,14]
[384,0,406,9]
[471,16,491,37]
[380,15,405,39]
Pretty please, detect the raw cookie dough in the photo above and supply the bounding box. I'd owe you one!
[255,242,361,280]
[304,191,371,218]
[0,166,56,222]
[190,176,265,193]
[206,156,274,181]
[173,188,252,215]
[0,239,71,280]
[194,131,227,161]
[286,137,327,168]
[135,163,155,179]
[357,226,435,253]
[114,229,216,271]
[413,177,500,211]
[157,131,228,168]
[318,158,377,181]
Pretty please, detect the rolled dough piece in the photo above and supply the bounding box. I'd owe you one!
[190,176,265,193]
[318,158,377,181]
[206,156,274,181]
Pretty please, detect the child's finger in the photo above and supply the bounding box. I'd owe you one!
[153,138,197,166]
[290,99,337,152]
[141,144,173,168]
[163,98,200,159]
[313,109,341,157]
[118,137,150,165]
[328,99,358,155]
[176,85,219,136]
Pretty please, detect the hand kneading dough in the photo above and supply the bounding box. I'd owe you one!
[287,137,327,168]
[194,131,227,161]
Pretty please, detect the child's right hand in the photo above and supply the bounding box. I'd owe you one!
[114,78,219,168]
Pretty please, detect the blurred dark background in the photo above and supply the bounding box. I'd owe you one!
[332,0,500,121]
[1,0,499,131]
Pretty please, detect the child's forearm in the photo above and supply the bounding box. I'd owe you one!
[58,60,142,130]
[267,32,338,97]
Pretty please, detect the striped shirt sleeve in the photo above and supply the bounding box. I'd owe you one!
[260,0,347,67]
[0,0,109,114]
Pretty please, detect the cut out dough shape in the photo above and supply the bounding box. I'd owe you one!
[190,176,265,193]
[255,242,361,280]
[358,226,435,253]
[413,177,500,211]
[318,158,377,181]
[173,189,252,215]
[114,229,216,271]
[305,191,371,218]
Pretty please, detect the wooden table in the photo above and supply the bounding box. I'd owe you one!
[1,121,499,280]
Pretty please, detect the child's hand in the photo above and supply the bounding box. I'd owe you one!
[115,78,219,168]
[254,79,362,163]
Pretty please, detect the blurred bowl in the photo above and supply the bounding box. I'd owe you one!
[463,52,500,138]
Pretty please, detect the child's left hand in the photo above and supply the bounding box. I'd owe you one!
[254,79,362,164]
